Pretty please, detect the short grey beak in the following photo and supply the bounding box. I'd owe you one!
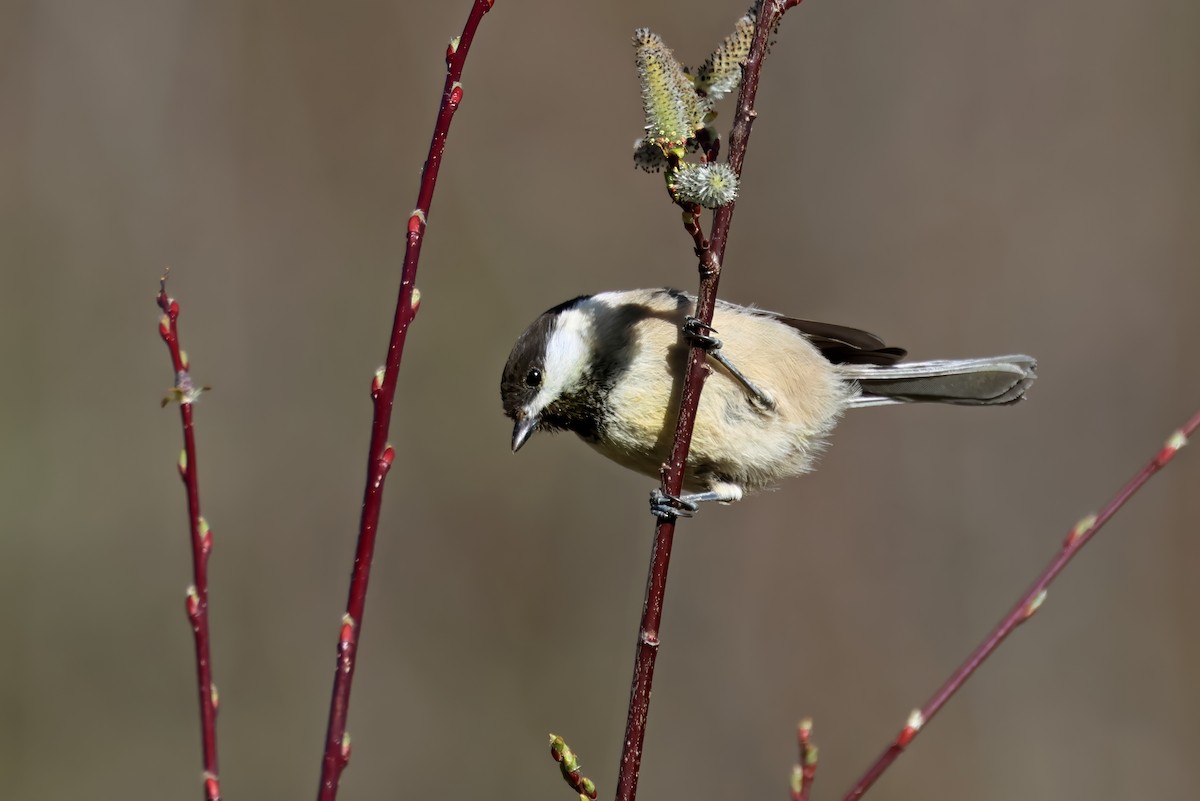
[512,415,538,453]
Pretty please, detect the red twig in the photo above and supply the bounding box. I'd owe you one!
[614,4,800,801]
[680,202,708,257]
[315,2,495,798]
[790,719,818,801]
[841,408,1200,801]
[157,273,221,801]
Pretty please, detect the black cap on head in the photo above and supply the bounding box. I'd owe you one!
[500,294,592,423]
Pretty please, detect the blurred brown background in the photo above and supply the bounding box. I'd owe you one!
[2,1,1198,799]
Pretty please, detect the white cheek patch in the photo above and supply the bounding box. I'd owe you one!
[528,308,592,416]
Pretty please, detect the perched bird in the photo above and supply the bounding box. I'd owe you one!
[500,288,1035,516]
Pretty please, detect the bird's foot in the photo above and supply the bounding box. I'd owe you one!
[649,486,745,519]
[682,317,776,412]
[683,316,722,350]
[649,489,699,520]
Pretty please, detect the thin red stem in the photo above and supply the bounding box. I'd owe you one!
[841,408,1200,801]
[614,4,797,801]
[681,203,708,256]
[315,2,495,799]
[157,276,221,801]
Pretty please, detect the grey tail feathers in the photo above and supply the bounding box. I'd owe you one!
[840,355,1037,408]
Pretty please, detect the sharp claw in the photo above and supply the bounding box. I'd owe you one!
[683,316,722,351]
[649,489,698,520]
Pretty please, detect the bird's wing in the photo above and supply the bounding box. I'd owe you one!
[735,302,908,366]
[669,289,908,366]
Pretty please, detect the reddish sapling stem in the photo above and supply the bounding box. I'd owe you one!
[681,205,708,256]
[156,274,221,801]
[667,151,708,255]
[314,2,494,800]
[614,4,800,801]
[841,408,1200,801]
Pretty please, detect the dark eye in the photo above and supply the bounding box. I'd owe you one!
[525,367,542,388]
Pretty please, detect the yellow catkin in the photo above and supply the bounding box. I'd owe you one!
[634,28,703,152]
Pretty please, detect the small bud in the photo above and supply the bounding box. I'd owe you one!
[411,286,421,313]
[164,370,209,405]
[203,772,220,800]
[791,716,819,798]
[562,748,579,772]
[669,162,739,208]
[211,684,220,710]
[199,517,213,555]
[180,349,190,371]
[372,367,385,398]
[178,450,188,475]
[341,733,352,759]
[186,586,200,616]
[408,209,426,235]
[159,315,171,337]
[1024,589,1048,620]
[634,29,705,153]
[380,446,395,469]
[1156,428,1189,467]
[340,613,356,644]
[790,764,804,795]
[550,734,596,799]
[896,709,924,747]
[1066,513,1097,546]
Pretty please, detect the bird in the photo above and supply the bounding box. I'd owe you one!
[500,288,1036,517]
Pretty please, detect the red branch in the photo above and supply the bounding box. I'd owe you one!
[841,408,1200,801]
[314,2,495,799]
[614,4,800,801]
[157,274,221,801]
